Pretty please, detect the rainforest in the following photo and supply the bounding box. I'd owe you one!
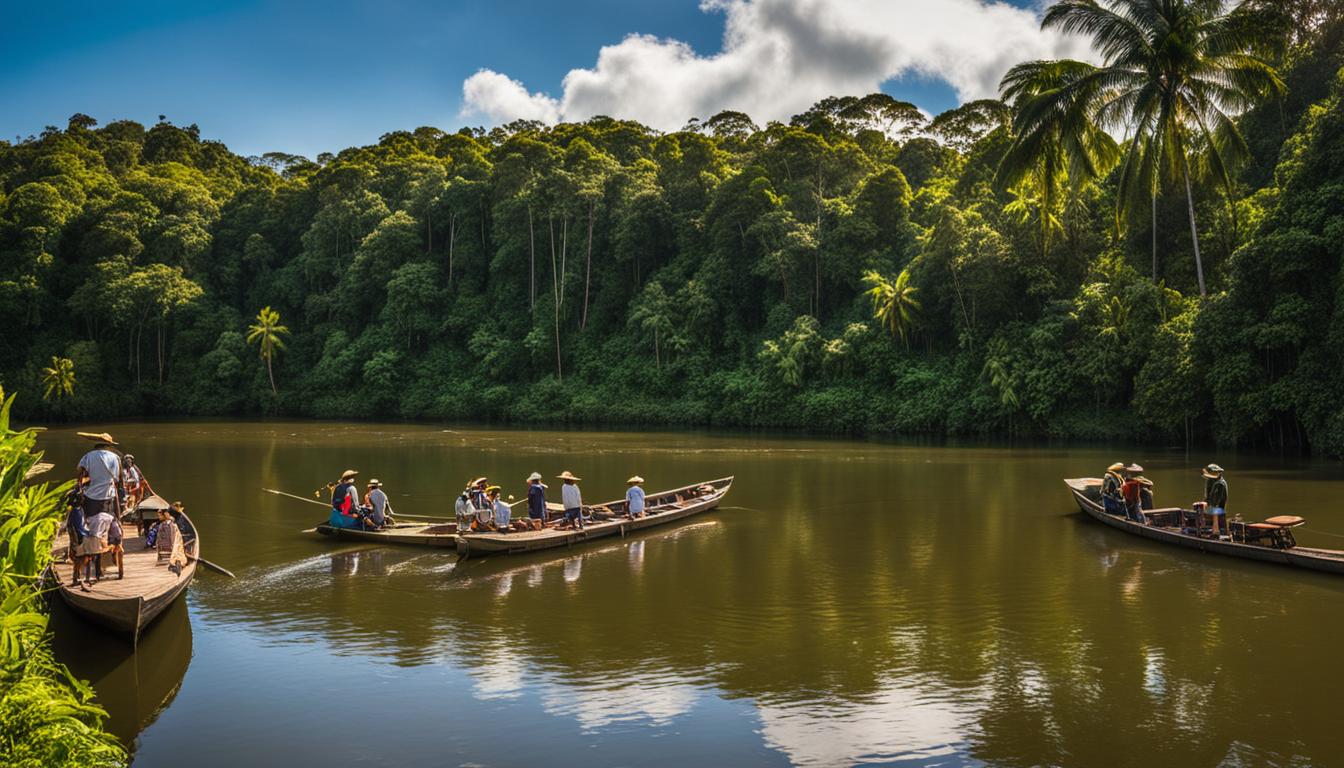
[3,3,1342,454]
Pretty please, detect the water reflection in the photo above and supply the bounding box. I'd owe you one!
[35,423,1344,767]
[50,598,193,749]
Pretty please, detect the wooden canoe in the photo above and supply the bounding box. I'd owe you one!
[455,476,734,559]
[308,476,735,557]
[49,498,199,643]
[1065,478,1344,575]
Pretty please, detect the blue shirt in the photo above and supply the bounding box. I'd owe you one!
[626,486,646,514]
[527,483,546,518]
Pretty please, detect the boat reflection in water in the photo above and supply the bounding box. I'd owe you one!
[49,597,193,749]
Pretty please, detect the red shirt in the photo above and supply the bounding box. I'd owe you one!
[1120,479,1142,506]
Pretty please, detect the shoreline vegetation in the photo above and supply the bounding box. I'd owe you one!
[2,5,1342,455]
[0,388,127,767]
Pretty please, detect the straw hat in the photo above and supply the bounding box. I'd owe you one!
[627,475,644,485]
[340,469,359,481]
[1125,463,1144,474]
[486,485,501,495]
[77,431,118,446]
[1107,462,1125,472]
[469,476,487,487]
[527,471,543,482]
[557,470,581,481]
[1201,463,1224,479]
[367,478,381,487]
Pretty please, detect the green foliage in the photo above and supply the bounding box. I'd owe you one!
[0,388,126,767]
[3,19,1344,451]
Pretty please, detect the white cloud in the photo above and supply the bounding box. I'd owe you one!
[460,0,1094,131]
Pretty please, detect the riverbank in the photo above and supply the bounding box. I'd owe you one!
[0,391,126,768]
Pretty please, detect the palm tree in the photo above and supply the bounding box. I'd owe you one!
[863,268,921,347]
[247,306,290,396]
[40,356,75,401]
[1002,0,1283,296]
[998,59,1120,260]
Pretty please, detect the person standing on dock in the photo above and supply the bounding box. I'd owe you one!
[1203,464,1228,538]
[526,472,548,528]
[625,476,646,518]
[558,471,584,530]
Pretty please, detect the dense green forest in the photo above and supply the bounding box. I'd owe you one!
[3,3,1342,453]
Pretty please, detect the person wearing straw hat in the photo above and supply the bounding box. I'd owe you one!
[526,472,548,528]
[1201,464,1229,538]
[625,476,646,519]
[1100,462,1126,516]
[75,433,123,546]
[363,479,389,530]
[328,470,363,530]
[467,477,490,513]
[1136,476,1155,511]
[558,471,584,530]
[1119,464,1147,523]
[486,486,513,532]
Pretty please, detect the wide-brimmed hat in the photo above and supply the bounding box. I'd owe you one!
[1107,462,1125,472]
[124,453,136,462]
[340,469,359,481]
[367,478,381,487]
[486,485,501,495]
[469,476,488,487]
[77,431,118,446]
[1201,463,1224,479]
[1125,463,1144,473]
[527,471,543,482]
[1136,476,1153,487]
[557,470,581,481]
[627,475,644,485]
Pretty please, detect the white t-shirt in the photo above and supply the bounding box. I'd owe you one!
[79,449,121,501]
[561,483,582,510]
[493,499,511,529]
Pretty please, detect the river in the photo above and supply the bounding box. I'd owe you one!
[37,422,1344,767]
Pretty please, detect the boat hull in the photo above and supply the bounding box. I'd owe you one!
[50,508,199,642]
[1065,478,1344,575]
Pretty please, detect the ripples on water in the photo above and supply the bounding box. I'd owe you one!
[39,423,1344,767]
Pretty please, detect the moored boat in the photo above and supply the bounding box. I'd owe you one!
[1065,478,1344,575]
[49,496,199,643]
[308,476,735,558]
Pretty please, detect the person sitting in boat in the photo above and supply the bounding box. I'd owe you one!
[1119,464,1147,524]
[558,471,584,530]
[329,469,365,530]
[1202,464,1228,538]
[1100,462,1127,515]
[468,477,491,512]
[363,478,389,530]
[526,472,548,529]
[488,486,513,532]
[1137,476,1155,510]
[455,486,474,531]
[625,476,646,519]
[156,505,188,573]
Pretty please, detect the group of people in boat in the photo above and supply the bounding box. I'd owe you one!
[59,432,189,591]
[1100,461,1230,537]
[326,467,656,534]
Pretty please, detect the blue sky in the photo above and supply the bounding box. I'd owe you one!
[2,0,1060,158]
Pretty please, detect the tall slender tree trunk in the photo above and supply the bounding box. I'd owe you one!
[582,199,594,330]
[266,355,277,396]
[559,218,568,309]
[1152,189,1158,281]
[1182,156,1207,297]
[447,212,457,284]
[550,217,562,381]
[528,204,536,312]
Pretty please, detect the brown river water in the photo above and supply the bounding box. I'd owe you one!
[35,422,1344,767]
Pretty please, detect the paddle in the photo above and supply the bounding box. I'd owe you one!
[263,487,457,523]
[190,555,235,578]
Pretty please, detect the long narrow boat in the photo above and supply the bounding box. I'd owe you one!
[308,476,734,558]
[1065,478,1344,575]
[49,496,199,643]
